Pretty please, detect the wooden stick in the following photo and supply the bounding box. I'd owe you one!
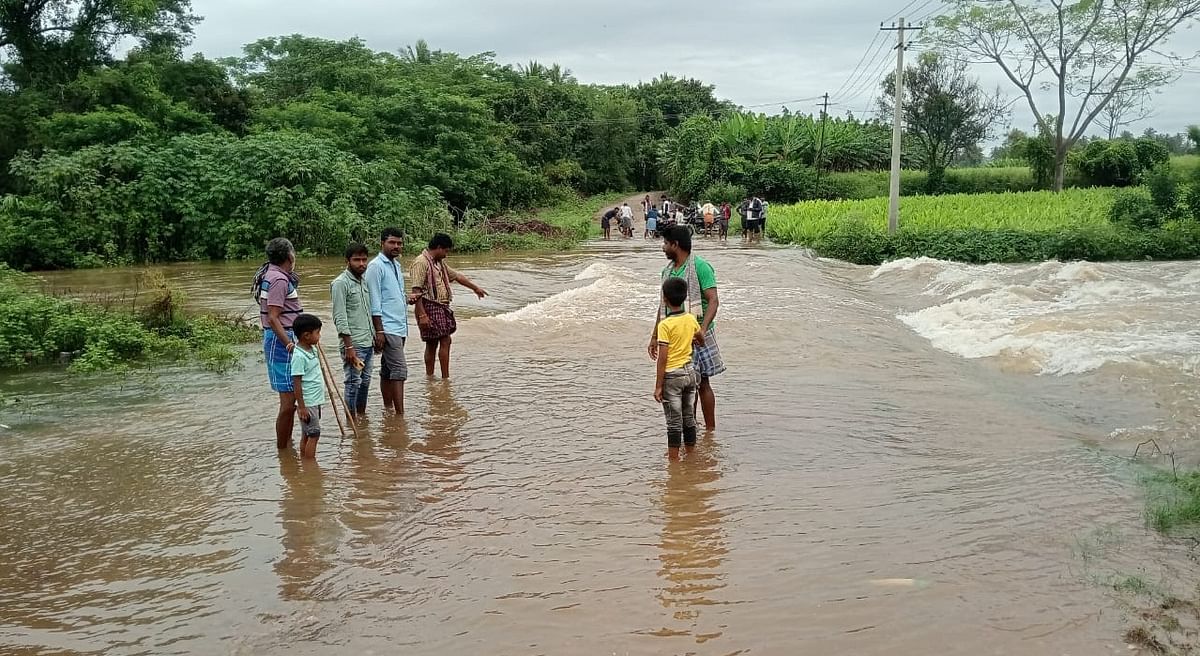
[315,345,347,437]
[317,344,361,439]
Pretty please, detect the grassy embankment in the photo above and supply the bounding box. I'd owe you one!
[767,186,1200,265]
[821,155,1199,200]
[0,266,255,372]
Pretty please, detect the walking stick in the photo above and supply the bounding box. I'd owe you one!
[315,345,355,438]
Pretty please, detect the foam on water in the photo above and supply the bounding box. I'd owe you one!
[873,257,1200,376]
[495,262,655,325]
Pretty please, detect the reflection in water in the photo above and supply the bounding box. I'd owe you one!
[276,452,340,601]
[413,380,467,503]
[654,436,728,643]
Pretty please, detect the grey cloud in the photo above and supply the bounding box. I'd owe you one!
[188,0,1199,138]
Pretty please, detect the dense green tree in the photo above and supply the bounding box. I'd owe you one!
[936,0,1200,191]
[0,0,197,88]
[878,52,1008,191]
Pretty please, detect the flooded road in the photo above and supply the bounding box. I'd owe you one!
[2,240,1198,655]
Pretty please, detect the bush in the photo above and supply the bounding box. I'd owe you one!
[1077,139,1141,187]
[747,161,815,203]
[1145,164,1179,216]
[0,265,254,371]
[699,181,747,206]
[1,133,455,269]
[1187,163,1200,222]
[809,216,891,264]
[1018,134,1056,189]
[1134,137,1171,173]
[1109,188,1163,230]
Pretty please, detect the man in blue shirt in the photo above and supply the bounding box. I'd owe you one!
[365,227,410,415]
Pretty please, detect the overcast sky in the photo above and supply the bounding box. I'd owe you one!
[187,0,1200,141]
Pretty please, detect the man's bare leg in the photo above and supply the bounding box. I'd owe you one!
[424,340,437,377]
[438,336,452,379]
[276,392,296,449]
[393,380,405,415]
[380,375,394,409]
[698,377,716,430]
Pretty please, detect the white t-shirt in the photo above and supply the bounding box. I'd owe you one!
[620,205,633,219]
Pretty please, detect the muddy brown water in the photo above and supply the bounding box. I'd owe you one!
[2,239,1199,655]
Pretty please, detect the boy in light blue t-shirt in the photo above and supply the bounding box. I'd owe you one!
[290,313,328,459]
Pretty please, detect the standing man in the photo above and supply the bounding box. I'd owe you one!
[365,227,409,415]
[330,242,374,421]
[648,226,725,430]
[620,202,635,239]
[411,233,488,379]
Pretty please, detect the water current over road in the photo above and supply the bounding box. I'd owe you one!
[3,240,1199,654]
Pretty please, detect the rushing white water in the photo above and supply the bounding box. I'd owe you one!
[872,257,1200,377]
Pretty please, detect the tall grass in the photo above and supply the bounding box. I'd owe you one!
[767,187,1200,264]
[770,188,1116,244]
[821,155,1196,201]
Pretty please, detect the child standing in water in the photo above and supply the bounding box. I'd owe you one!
[654,277,704,460]
[290,314,327,459]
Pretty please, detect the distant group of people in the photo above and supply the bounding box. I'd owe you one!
[603,194,769,244]
[257,229,487,459]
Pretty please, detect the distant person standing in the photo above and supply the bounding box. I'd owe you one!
[330,242,374,420]
[410,232,488,379]
[719,202,732,242]
[641,194,651,217]
[601,207,618,240]
[760,200,769,238]
[620,202,635,238]
[701,201,717,236]
[257,237,303,449]
[736,199,749,242]
[365,227,410,415]
[650,226,725,431]
[645,205,660,238]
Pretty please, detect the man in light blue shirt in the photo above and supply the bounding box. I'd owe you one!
[365,226,410,414]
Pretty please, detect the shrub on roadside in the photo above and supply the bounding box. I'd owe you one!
[1109,188,1163,230]
[0,266,255,371]
[1145,164,1179,216]
[1186,164,1200,222]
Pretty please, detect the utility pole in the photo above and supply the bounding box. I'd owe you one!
[814,92,830,189]
[880,18,919,235]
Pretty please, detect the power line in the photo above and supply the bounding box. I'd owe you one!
[833,34,893,104]
[882,0,924,23]
[909,5,943,27]
[841,49,895,108]
[906,0,940,24]
[831,30,885,100]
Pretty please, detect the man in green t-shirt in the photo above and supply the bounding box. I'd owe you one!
[648,225,726,430]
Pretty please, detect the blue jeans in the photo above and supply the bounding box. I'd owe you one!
[340,345,374,414]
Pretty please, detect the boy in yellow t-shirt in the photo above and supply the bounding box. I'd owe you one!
[654,277,705,459]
